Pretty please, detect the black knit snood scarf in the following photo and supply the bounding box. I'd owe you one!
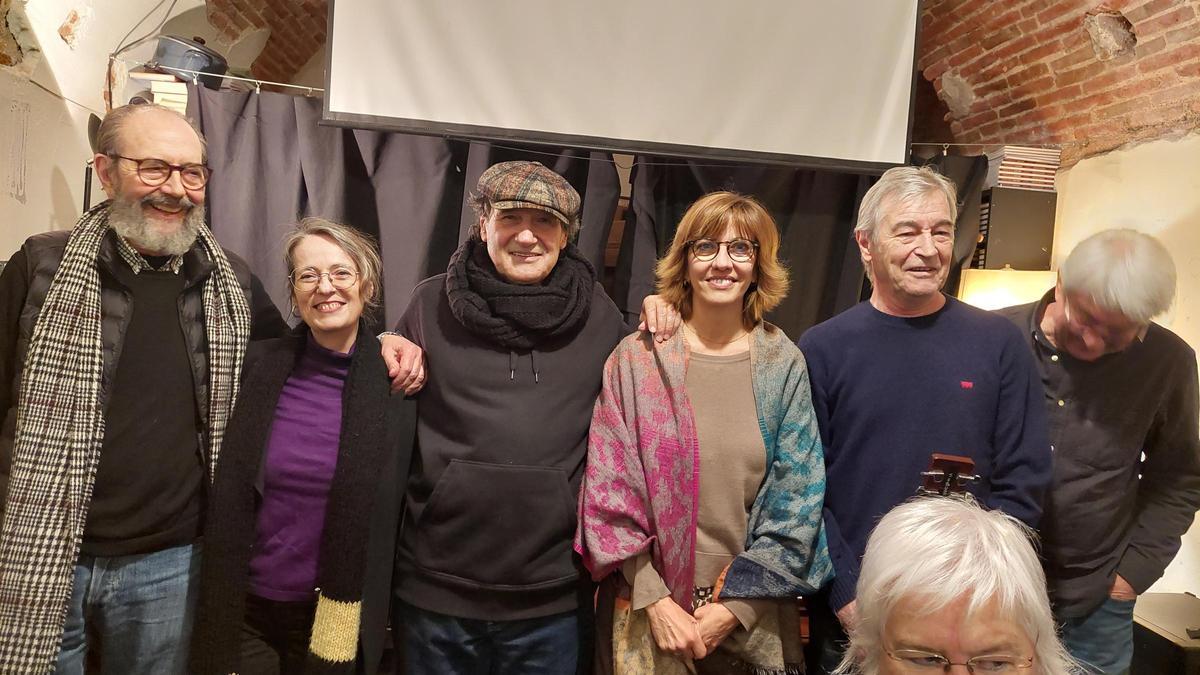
[445,237,595,350]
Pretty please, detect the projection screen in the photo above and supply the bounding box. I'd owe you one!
[325,1,920,171]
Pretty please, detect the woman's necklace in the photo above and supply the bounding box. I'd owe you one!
[684,322,748,346]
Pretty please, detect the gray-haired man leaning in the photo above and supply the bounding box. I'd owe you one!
[998,228,1200,675]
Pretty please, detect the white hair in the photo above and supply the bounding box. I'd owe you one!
[1059,229,1176,324]
[835,496,1079,675]
[854,166,959,244]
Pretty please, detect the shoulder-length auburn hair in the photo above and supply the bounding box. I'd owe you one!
[654,191,788,326]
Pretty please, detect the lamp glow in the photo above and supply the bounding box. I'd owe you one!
[957,267,1057,311]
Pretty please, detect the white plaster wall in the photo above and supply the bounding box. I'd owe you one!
[0,0,223,259]
[292,44,326,90]
[1055,132,1200,595]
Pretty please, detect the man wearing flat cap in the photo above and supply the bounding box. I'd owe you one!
[391,161,674,673]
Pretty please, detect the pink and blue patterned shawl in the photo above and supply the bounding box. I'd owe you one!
[576,322,832,609]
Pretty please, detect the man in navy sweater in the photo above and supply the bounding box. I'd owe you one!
[798,166,1052,674]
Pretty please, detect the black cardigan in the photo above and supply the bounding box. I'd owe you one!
[190,324,415,674]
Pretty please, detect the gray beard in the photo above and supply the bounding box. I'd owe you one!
[108,193,204,256]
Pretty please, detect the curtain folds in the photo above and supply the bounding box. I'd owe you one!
[616,158,873,338]
[188,86,880,337]
[188,86,620,328]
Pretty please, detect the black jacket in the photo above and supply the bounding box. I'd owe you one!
[998,297,1200,616]
[192,329,416,674]
[0,228,286,515]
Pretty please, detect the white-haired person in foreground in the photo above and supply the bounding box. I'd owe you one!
[836,496,1080,675]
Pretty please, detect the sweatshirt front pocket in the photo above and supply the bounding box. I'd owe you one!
[415,459,578,590]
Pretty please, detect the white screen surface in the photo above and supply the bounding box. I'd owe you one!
[326,1,918,169]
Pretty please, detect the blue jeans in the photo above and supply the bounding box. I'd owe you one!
[1058,596,1135,675]
[55,542,201,675]
[400,601,579,675]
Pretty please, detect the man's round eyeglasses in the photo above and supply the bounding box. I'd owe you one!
[111,155,211,190]
[290,268,359,292]
[886,649,1034,673]
[687,238,759,262]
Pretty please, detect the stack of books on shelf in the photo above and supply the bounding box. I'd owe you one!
[128,70,188,114]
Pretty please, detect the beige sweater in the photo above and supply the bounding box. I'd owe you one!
[622,350,770,629]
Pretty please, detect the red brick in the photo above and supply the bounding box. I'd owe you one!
[924,45,950,70]
[960,128,986,144]
[1012,74,1056,99]
[924,11,959,40]
[1179,60,1200,78]
[1046,111,1094,135]
[1117,72,1173,99]
[1050,45,1093,71]
[996,6,1026,28]
[1073,88,1120,110]
[1147,77,1200,106]
[1088,63,1138,91]
[1138,42,1200,73]
[1055,61,1106,86]
[942,15,979,43]
[1137,35,1169,59]
[978,119,1006,138]
[1164,20,1200,44]
[208,11,231,33]
[1037,0,1086,27]
[998,96,1039,117]
[977,60,1011,84]
[1022,0,1054,19]
[1037,83,1083,106]
[1019,39,1065,65]
[1016,17,1038,33]
[982,24,1022,49]
[1009,61,1052,84]
[1027,20,1070,48]
[956,44,987,69]
[1136,4,1196,36]
[924,59,952,81]
[1096,95,1150,118]
[1126,0,1187,24]
[948,32,977,55]
[987,37,1030,63]
[961,109,999,129]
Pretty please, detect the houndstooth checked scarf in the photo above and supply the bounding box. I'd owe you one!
[0,203,252,673]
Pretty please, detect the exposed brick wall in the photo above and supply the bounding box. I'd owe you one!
[205,0,326,84]
[0,0,24,67]
[919,0,1200,165]
[189,0,1198,165]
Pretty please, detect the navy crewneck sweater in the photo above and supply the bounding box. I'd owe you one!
[798,297,1051,610]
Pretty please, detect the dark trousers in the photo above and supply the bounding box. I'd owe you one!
[238,593,317,675]
[398,601,581,675]
[803,589,849,675]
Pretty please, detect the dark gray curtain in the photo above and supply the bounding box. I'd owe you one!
[187,86,620,329]
[615,158,875,339]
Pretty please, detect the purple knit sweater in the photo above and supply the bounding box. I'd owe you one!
[248,335,352,601]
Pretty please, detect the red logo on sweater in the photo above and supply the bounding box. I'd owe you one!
[960,380,974,389]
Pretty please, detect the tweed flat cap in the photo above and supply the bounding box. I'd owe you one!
[477,161,581,227]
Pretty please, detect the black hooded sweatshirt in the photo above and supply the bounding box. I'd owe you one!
[394,272,625,621]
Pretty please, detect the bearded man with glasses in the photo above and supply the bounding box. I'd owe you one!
[997,229,1200,675]
[0,103,292,673]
